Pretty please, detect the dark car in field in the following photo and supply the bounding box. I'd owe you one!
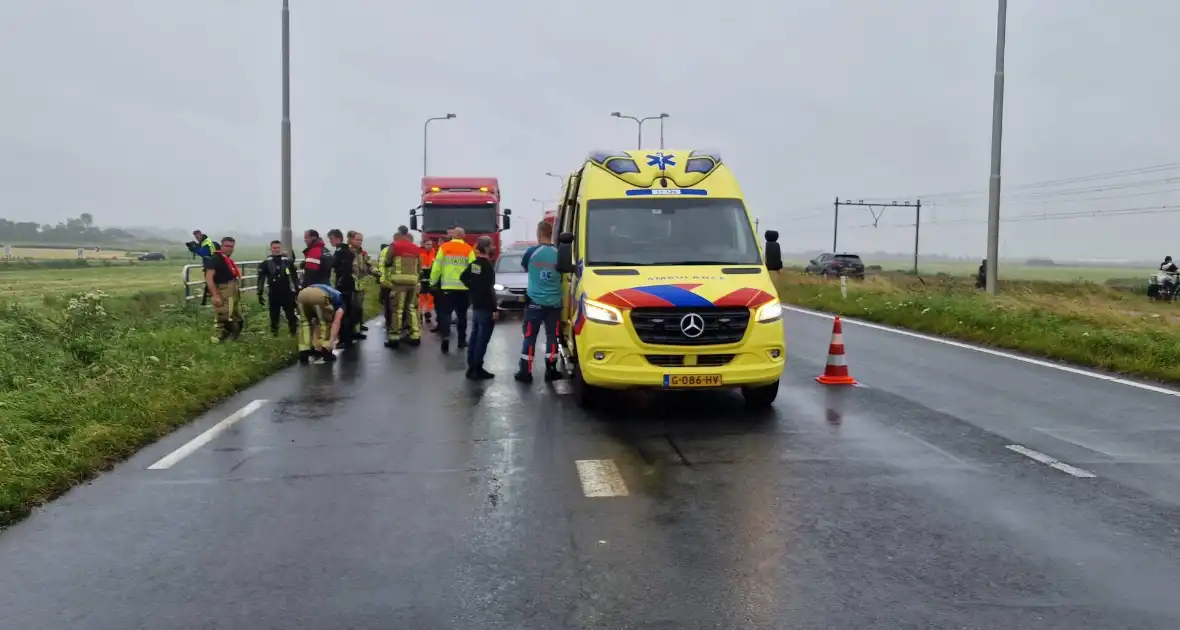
[137,252,166,261]
[494,252,529,311]
[805,253,865,278]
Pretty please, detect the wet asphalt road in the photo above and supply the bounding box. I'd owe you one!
[5,309,1180,629]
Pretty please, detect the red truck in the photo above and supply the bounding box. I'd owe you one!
[410,177,512,260]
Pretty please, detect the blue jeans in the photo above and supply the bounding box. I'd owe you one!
[519,304,560,373]
[467,308,495,370]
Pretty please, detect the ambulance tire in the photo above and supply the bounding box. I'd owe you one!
[570,352,602,410]
[741,379,780,408]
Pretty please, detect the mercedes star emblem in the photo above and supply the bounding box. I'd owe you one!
[680,313,705,338]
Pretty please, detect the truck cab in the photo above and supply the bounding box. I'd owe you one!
[410,177,512,260]
[553,149,785,408]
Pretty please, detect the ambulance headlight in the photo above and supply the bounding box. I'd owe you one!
[754,300,783,323]
[584,299,622,325]
[493,283,505,291]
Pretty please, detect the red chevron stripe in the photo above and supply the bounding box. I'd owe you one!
[713,288,776,307]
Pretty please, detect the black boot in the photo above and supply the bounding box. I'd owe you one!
[544,361,564,382]
[385,339,399,350]
[406,337,421,347]
[229,321,243,340]
[514,359,533,383]
[320,348,337,363]
[298,350,311,365]
[457,337,468,350]
[477,367,495,380]
[360,324,369,332]
[440,338,450,354]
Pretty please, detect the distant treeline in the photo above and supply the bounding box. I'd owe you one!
[0,214,142,245]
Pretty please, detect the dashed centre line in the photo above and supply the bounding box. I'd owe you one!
[1006,444,1096,478]
[575,459,630,497]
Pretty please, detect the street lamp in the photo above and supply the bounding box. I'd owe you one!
[610,112,669,149]
[279,0,292,256]
[423,113,456,177]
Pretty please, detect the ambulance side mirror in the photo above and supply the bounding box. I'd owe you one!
[556,232,575,274]
[409,214,418,232]
[502,209,511,232]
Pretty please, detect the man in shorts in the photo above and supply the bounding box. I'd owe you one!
[296,283,346,364]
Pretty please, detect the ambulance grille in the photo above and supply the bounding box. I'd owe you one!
[630,307,749,346]
[645,354,736,367]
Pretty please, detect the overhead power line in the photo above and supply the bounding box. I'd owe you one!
[846,203,1180,229]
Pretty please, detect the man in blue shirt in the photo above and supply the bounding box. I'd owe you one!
[514,220,564,383]
[295,283,347,364]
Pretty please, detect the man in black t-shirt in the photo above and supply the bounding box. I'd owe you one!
[203,237,243,343]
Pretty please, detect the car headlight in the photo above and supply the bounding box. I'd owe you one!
[754,300,783,323]
[493,283,505,291]
[583,299,623,325]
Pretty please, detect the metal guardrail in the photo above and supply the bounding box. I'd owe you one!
[182,260,263,302]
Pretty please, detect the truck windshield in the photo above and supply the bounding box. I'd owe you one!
[585,198,762,266]
[422,204,497,234]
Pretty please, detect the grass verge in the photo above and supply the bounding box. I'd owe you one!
[0,286,383,527]
[773,271,1180,383]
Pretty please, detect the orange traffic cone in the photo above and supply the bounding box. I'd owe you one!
[816,316,858,386]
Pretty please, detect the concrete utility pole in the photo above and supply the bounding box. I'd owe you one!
[280,0,292,256]
[423,114,456,177]
[610,112,669,149]
[985,0,1008,295]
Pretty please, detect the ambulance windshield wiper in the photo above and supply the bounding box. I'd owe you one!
[592,260,644,266]
[653,260,736,265]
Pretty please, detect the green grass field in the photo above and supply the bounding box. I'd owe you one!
[0,282,384,527]
[774,271,1180,382]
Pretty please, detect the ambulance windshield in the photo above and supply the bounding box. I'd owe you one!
[585,198,762,266]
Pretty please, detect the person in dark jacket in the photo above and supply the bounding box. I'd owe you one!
[257,239,300,335]
[328,228,363,346]
[459,236,498,380]
[301,229,333,286]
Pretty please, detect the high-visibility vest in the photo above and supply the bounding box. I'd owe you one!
[429,239,475,291]
[378,246,391,286]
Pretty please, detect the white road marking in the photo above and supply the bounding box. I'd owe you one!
[575,459,629,497]
[147,400,269,470]
[1005,444,1097,478]
[784,306,1180,398]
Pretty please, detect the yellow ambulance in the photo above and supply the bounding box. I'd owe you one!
[553,149,785,408]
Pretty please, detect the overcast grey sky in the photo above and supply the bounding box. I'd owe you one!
[1,0,1177,260]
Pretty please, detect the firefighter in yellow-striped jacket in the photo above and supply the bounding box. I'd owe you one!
[382,228,423,349]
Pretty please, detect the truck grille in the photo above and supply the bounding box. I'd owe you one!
[645,354,736,367]
[630,307,750,346]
